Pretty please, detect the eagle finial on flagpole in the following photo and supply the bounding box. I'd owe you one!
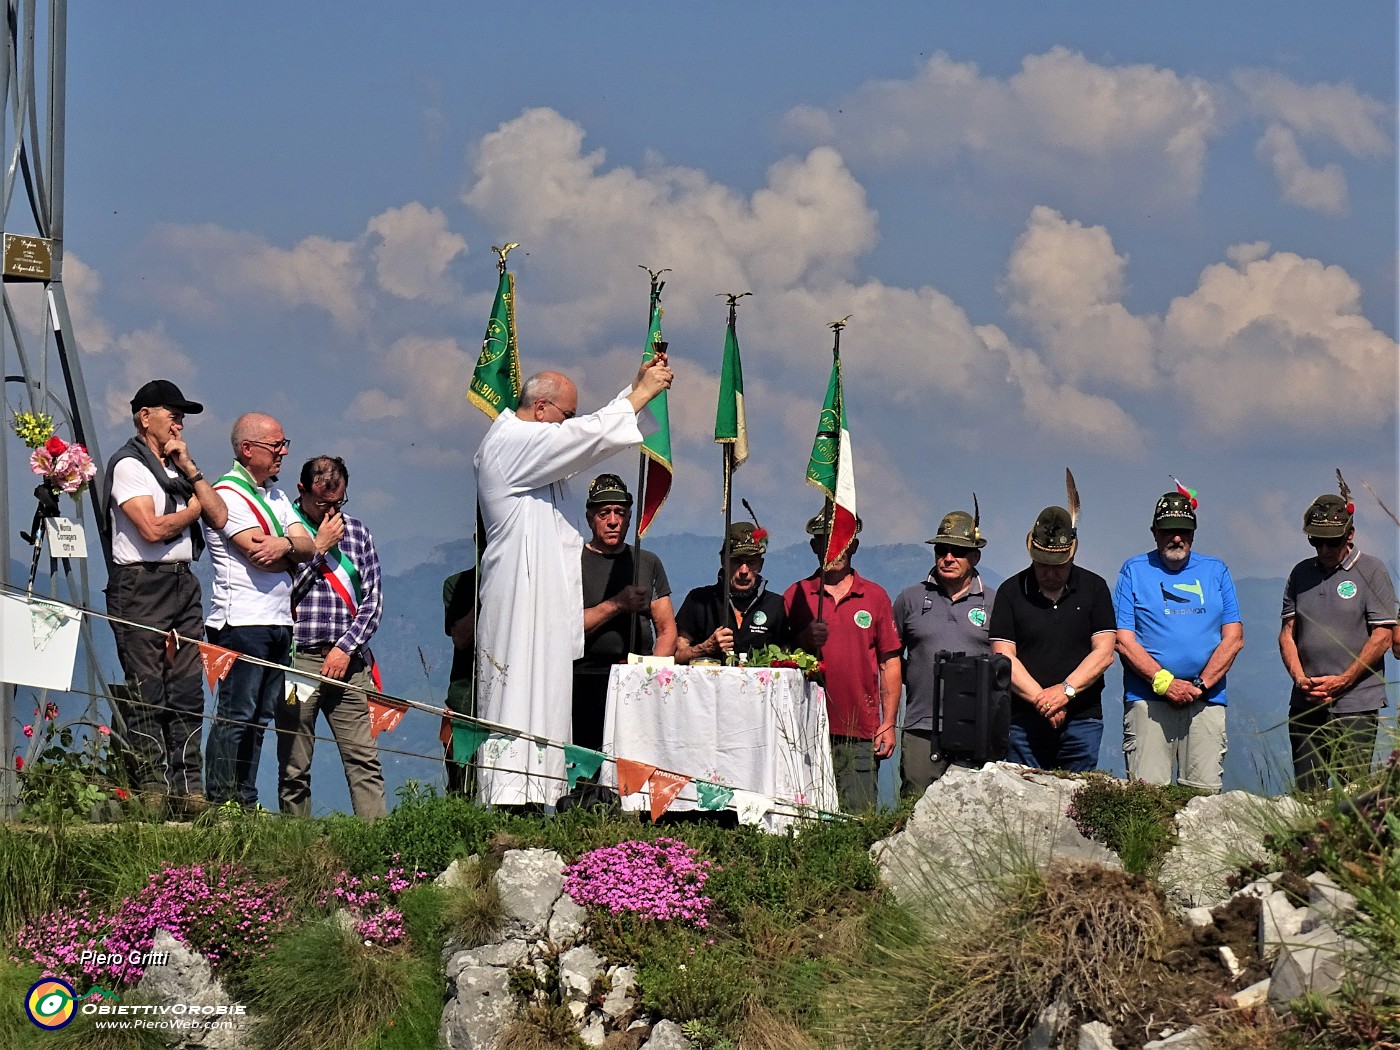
[491,242,520,273]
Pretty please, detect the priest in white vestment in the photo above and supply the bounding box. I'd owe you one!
[473,358,673,806]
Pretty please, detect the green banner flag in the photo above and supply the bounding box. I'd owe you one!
[563,744,606,789]
[467,269,522,419]
[638,289,672,537]
[450,722,490,765]
[696,781,734,810]
[715,319,748,467]
[806,353,858,565]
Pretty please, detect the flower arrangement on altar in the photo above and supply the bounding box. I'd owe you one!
[744,644,825,683]
[11,409,96,499]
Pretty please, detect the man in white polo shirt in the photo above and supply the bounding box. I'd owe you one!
[203,412,314,809]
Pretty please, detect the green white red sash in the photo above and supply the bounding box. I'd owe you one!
[214,462,285,537]
[290,500,384,692]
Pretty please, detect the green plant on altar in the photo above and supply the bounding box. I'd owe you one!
[742,644,824,682]
[14,702,128,824]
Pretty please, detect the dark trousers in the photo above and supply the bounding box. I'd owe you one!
[106,562,207,797]
[1007,711,1103,774]
[205,624,291,807]
[1290,705,1378,792]
[571,671,611,754]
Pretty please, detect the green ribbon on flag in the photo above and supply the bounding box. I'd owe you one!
[467,268,522,420]
[563,744,606,789]
[450,723,490,765]
[696,781,734,811]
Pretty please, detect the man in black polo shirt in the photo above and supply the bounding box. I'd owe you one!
[675,522,786,663]
[989,502,1115,772]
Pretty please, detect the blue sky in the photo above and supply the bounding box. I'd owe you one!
[34,1,1399,585]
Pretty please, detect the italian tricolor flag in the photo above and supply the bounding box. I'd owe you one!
[805,354,858,566]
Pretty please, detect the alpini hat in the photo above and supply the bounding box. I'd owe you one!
[928,495,985,549]
[1303,469,1356,540]
[805,511,863,537]
[1027,469,1080,565]
[1152,492,1198,531]
[586,473,632,507]
[722,521,768,557]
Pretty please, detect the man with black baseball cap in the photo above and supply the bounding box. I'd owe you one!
[1113,488,1244,792]
[101,379,228,818]
[572,473,676,750]
[1280,481,1397,790]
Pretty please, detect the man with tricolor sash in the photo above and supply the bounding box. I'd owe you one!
[203,412,315,809]
[281,456,388,819]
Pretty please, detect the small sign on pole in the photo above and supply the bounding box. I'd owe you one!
[43,518,87,559]
[2,233,53,280]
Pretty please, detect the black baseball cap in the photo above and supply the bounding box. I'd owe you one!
[131,379,203,414]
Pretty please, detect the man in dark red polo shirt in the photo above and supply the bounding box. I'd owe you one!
[784,512,901,813]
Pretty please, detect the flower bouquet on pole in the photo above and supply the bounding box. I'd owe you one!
[10,409,96,586]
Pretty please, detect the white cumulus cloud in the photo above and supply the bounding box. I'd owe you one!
[366,202,467,303]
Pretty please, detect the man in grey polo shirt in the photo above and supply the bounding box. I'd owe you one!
[1279,492,1397,790]
[892,507,995,796]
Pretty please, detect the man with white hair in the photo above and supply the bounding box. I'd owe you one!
[473,357,672,808]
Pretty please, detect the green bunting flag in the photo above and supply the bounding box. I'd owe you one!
[467,268,522,420]
[563,743,606,789]
[637,288,672,537]
[696,781,734,810]
[450,722,490,765]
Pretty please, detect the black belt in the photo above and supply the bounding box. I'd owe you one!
[298,643,337,656]
[116,561,191,575]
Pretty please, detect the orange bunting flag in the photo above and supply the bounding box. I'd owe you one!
[648,770,691,822]
[366,695,410,737]
[164,630,180,664]
[616,758,658,798]
[197,642,240,692]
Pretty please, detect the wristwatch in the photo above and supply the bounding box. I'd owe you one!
[1061,681,1077,698]
[188,470,204,483]
[1190,676,1205,691]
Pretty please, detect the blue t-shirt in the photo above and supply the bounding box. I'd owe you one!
[1114,550,1241,705]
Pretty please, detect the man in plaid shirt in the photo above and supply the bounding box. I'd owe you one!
[279,455,387,818]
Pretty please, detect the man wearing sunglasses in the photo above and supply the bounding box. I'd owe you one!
[1280,493,1397,790]
[204,412,315,809]
[892,508,996,797]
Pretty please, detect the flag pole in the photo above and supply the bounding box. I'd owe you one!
[814,316,849,632]
[630,266,670,654]
[718,291,750,655]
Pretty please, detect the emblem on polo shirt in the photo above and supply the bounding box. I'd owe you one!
[968,608,987,628]
[854,610,872,629]
[751,610,768,625]
[1337,580,1357,600]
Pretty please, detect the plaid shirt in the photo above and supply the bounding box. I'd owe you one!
[290,510,382,659]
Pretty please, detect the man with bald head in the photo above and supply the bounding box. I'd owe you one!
[203,412,315,809]
[473,355,673,808]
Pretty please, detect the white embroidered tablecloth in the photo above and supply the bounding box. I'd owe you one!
[601,664,837,832]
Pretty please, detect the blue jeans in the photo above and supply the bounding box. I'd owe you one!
[205,624,291,806]
[1007,713,1102,773]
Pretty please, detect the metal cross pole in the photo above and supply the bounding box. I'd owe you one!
[2,0,104,818]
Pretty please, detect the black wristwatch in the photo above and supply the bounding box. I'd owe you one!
[1190,676,1205,691]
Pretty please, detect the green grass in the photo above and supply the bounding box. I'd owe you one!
[1067,773,1207,876]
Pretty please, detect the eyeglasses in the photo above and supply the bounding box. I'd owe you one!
[308,496,349,511]
[245,438,291,454]
[1309,536,1346,550]
[933,545,971,559]
[538,399,575,420]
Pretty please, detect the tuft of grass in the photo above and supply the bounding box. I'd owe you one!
[242,919,436,1050]
[439,857,507,948]
[1067,773,1206,875]
[496,1003,585,1049]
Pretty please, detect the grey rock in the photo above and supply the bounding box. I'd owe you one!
[1184,906,1215,928]
[436,856,481,889]
[872,763,1120,910]
[1269,923,1358,1004]
[1218,945,1243,979]
[132,929,247,1049]
[1260,891,1308,957]
[1078,1020,1117,1050]
[1232,978,1271,1008]
[602,964,637,1019]
[1159,793,1305,909]
[580,1015,608,1047]
[1020,999,1071,1050]
[643,1019,694,1049]
[446,938,529,981]
[1306,873,1359,925]
[329,908,358,934]
[440,962,516,1050]
[559,945,604,1001]
[495,848,566,938]
[1144,1027,1210,1049]
[549,893,587,945]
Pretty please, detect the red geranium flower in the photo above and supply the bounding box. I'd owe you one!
[14,756,23,771]
[114,788,130,801]
[44,435,67,455]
